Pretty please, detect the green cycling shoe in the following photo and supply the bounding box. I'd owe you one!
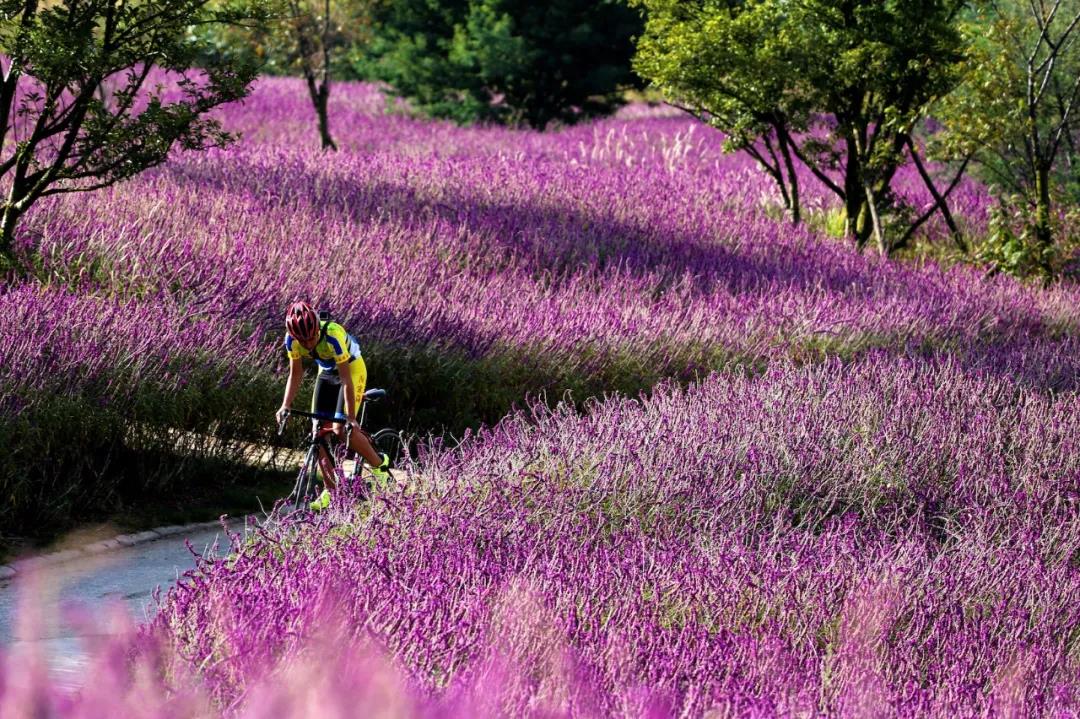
[369,453,391,488]
[309,488,332,512]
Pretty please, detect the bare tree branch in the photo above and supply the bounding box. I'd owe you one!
[786,137,847,200]
[1028,0,1061,68]
[906,136,970,251]
[897,151,973,250]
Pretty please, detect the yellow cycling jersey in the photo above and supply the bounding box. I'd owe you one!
[284,321,362,371]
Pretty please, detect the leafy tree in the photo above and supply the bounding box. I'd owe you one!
[362,0,642,129]
[632,1,807,224]
[935,0,1080,273]
[633,0,969,254]
[198,0,377,150]
[0,0,266,266]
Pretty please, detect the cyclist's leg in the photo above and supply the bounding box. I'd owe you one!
[315,446,337,491]
[345,357,384,468]
[312,370,341,491]
[353,431,385,471]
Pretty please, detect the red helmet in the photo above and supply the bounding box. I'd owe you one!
[286,301,319,344]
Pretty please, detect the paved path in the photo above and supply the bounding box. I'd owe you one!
[0,523,237,689]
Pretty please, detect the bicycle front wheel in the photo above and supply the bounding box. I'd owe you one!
[291,445,320,512]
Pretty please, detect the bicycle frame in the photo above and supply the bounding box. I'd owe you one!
[282,416,346,511]
[277,388,389,512]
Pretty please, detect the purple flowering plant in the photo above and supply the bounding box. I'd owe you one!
[2,76,1080,715]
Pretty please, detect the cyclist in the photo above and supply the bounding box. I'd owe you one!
[275,301,390,510]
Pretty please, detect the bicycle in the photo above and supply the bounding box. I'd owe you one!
[276,387,401,513]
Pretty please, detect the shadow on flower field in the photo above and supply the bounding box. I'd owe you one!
[168,157,869,296]
[4,76,1080,716]
[5,352,1072,717]
[10,120,1080,538]
[149,148,1080,400]
[166,146,980,304]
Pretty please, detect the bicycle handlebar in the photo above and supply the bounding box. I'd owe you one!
[277,388,387,435]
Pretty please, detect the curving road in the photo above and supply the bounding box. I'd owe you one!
[0,522,239,689]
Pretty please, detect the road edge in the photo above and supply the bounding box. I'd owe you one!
[0,516,254,584]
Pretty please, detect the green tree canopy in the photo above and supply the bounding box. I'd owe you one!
[934,0,1080,274]
[361,0,643,129]
[0,0,267,266]
[633,0,968,253]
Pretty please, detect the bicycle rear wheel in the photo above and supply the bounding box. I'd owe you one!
[372,428,402,467]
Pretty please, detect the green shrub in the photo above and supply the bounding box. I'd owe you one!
[360,0,642,128]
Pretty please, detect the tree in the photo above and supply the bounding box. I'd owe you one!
[199,0,376,150]
[362,0,642,129]
[633,0,969,254]
[935,1,1080,270]
[632,1,807,224]
[269,0,378,150]
[0,0,266,265]
[286,0,336,149]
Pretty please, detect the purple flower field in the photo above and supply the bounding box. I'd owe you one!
[3,76,1080,716]
[150,354,1080,716]
[14,77,1078,403]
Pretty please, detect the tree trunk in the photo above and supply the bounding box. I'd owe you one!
[1034,163,1052,244]
[864,180,886,255]
[316,84,336,151]
[302,63,336,151]
[842,134,874,248]
[845,193,874,250]
[0,203,23,270]
[844,195,860,245]
[777,127,801,225]
[759,133,792,217]
[1034,161,1053,270]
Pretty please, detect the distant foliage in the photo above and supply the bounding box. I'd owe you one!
[0,0,267,266]
[974,196,1080,280]
[632,0,968,254]
[360,0,643,128]
[933,0,1080,277]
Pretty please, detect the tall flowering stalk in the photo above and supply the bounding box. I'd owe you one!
[144,354,1080,716]
[3,75,1080,716]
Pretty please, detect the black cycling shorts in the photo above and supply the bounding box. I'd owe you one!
[312,371,345,421]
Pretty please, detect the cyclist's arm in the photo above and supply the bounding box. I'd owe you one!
[337,360,357,421]
[280,357,304,411]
